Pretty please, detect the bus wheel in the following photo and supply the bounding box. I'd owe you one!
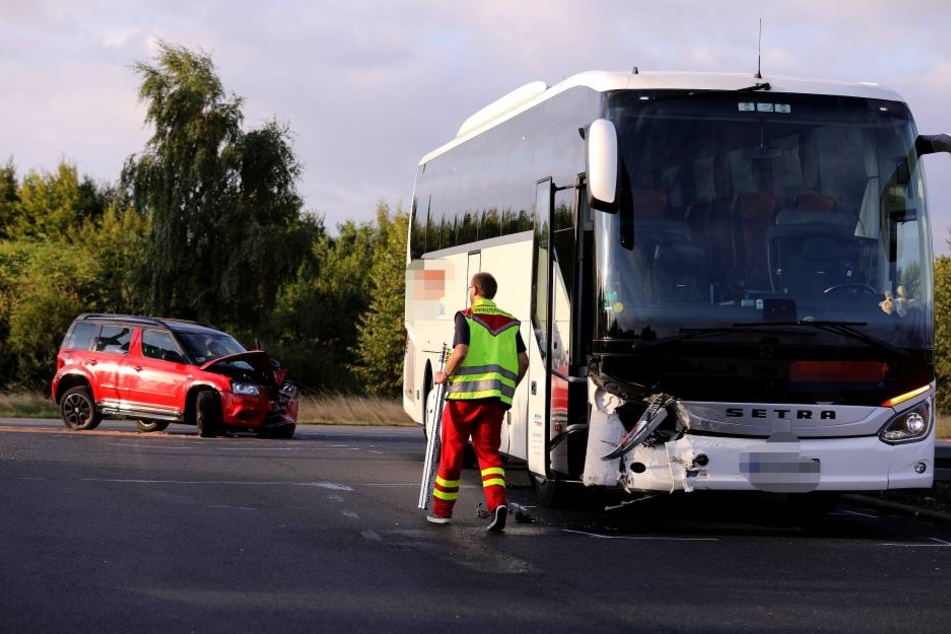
[528,471,577,508]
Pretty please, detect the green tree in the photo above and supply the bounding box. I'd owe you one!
[7,162,104,242]
[935,256,951,414]
[352,203,409,396]
[0,159,18,240]
[122,41,311,330]
[76,203,152,313]
[0,241,100,387]
[269,217,374,391]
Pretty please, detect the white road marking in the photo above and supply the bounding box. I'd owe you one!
[563,529,720,541]
[839,509,879,519]
[107,442,194,449]
[80,478,354,491]
[219,447,305,451]
[342,510,360,520]
[880,537,951,547]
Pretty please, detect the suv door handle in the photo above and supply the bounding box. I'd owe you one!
[134,365,144,372]
[86,360,98,366]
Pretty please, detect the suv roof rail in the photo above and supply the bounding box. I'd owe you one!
[74,313,209,330]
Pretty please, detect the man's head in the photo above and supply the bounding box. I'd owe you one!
[469,271,497,300]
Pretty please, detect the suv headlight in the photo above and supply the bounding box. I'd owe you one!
[232,382,261,397]
[280,382,298,399]
[879,400,932,444]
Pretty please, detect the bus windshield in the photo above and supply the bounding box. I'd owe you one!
[594,90,933,352]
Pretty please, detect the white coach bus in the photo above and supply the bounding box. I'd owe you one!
[403,69,950,508]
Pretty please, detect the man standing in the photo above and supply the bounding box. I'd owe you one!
[428,272,529,532]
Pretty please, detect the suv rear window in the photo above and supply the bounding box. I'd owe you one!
[63,321,97,351]
[95,326,133,354]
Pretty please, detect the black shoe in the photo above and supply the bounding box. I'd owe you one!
[487,505,508,533]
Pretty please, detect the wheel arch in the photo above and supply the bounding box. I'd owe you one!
[184,383,220,424]
[53,373,93,404]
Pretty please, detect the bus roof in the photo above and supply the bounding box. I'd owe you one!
[419,70,907,166]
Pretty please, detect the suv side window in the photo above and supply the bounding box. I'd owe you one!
[95,326,132,354]
[63,322,97,350]
[142,329,184,362]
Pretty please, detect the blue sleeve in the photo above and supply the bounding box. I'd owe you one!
[452,312,470,347]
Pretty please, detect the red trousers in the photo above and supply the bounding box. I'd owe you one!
[432,398,507,518]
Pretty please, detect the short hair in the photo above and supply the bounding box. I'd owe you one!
[471,272,498,299]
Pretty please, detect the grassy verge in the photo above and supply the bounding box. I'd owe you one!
[0,391,59,418]
[296,393,414,426]
[0,391,414,426]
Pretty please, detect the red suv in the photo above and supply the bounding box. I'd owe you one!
[51,314,299,438]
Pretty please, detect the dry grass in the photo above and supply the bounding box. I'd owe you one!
[296,393,415,426]
[0,391,59,418]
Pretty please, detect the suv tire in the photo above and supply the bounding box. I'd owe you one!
[196,390,221,438]
[61,386,102,431]
[137,419,170,433]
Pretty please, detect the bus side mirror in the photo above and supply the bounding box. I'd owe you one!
[586,119,619,213]
[916,133,951,157]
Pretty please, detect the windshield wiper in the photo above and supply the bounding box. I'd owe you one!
[632,323,815,351]
[634,320,910,359]
[781,320,910,359]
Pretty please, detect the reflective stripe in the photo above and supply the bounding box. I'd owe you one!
[468,314,521,336]
[482,466,505,488]
[448,378,516,400]
[454,364,518,382]
[433,489,459,501]
[435,475,460,488]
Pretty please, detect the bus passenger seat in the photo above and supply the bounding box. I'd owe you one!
[732,191,777,289]
[795,193,837,213]
[632,189,668,219]
[651,243,709,304]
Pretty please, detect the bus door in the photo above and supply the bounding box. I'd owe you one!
[527,179,554,477]
[527,178,581,479]
[466,251,481,297]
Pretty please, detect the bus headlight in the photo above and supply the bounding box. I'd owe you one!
[879,402,931,444]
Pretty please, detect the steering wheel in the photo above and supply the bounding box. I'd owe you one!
[823,283,877,295]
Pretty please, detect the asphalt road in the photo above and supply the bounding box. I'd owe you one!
[3,419,951,634]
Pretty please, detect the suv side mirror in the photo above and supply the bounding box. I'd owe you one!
[586,118,619,212]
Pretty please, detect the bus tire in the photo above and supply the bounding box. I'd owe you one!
[528,471,578,509]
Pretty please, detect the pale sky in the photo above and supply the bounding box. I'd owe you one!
[2,0,950,253]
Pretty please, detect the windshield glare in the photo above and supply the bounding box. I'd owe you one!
[595,91,933,348]
[178,331,247,364]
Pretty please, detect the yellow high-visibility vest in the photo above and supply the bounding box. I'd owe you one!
[446,299,520,407]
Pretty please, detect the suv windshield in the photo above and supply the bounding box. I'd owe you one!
[594,90,933,351]
[177,330,247,364]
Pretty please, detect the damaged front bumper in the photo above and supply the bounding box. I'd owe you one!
[583,380,934,493]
